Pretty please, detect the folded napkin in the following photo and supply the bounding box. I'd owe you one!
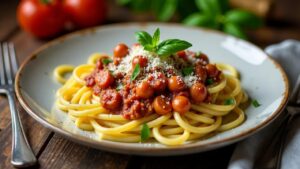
[228,40,300,169]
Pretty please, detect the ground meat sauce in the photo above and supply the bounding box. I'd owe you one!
[84,44,221,120]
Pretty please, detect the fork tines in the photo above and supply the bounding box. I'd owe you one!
[0,42,19,87]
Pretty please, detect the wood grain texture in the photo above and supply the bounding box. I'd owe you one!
[0,0,19,41]
[248,26,300,47]
[38,134,131,169]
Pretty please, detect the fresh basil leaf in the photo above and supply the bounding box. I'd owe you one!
[116,0,131,5]
[183,13,212,27]
[224,98,235,105]
[177,0,199,19]
[195,0,210,14]
[225,10,262,28]
[157,39,192,56]
[131,0,151,11]
[155,0,178,21]
[141,123,150,142]
[223,22,247,39]
[131,63,140,81]
[144,44,155,52]
[101,58,112,65]
[182,67,194,76]
[152,28,160,47]
[252,99,261,108]
[219,0,229,13]
[135,31,153,48]
[205,78,214,85]
[195,0,220,17]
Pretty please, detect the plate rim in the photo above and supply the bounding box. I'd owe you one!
[14,22,290,155]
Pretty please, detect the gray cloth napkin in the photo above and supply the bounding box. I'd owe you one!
[228,40,300,169]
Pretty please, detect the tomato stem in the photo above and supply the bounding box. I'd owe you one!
[40,0,51,4]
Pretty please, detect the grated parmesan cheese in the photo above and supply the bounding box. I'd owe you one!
[109,45,198,86]
[183,75,198,87]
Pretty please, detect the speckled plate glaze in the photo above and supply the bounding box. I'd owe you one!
[15,23,289,156]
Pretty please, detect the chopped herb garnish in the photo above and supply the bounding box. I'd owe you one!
[141,123,150,142]
[224,98,235,105]
[182,67,194,76]
[195,51,202,58]
[116,83,123,91]
[102,58,112,65]
[252,99,261,108]
[135,28,192,57]
[131,63,140,81]
[206,78,214,85]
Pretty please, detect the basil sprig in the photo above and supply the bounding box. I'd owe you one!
[117,0,262,39]
[183,0,262,39]
[135,28,192,57]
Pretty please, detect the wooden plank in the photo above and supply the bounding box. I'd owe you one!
[0,0,19,40]
[248,26,300,47]
[0,98,9,130]
[38,134,131,169]
[135,145,235,169]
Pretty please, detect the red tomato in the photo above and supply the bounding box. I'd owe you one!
[63,0,106,28]
[17,0,66,38]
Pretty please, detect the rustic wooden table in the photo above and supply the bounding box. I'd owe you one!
[1,1,300,169]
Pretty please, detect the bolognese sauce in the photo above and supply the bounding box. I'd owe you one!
[84,43,221,120]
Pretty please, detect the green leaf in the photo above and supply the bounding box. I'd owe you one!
[152,0,178,21]
[224,98,235,105]
[225,10,263,28]
[157,39,192,57]
[135,31,153,49]
[205,78,214,85]
[40,0,51,4]
[183,13,212,27]
[131,63,140,81]
[223,22,247,39]
[195,0,221,17]
[177,0,199,19]
[195,0,210,14]
[101,58,112,65]
[182,67,194,76]
[152,28,160,47]
[131,0,151,11]
[219,0,229,13]
[252,99,261,108]
[116,0,131,5]
[141,123,150,142]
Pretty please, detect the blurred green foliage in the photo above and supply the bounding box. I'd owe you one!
[116,0,262,39]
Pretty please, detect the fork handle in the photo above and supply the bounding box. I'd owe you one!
[7,91,37,167]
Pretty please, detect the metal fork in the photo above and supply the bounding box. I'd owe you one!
[0,42,37,167]
[256,74,300,169]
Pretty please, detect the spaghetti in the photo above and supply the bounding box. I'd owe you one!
[53,29,248,146]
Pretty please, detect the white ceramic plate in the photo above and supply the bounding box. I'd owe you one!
[15,23,289,155]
